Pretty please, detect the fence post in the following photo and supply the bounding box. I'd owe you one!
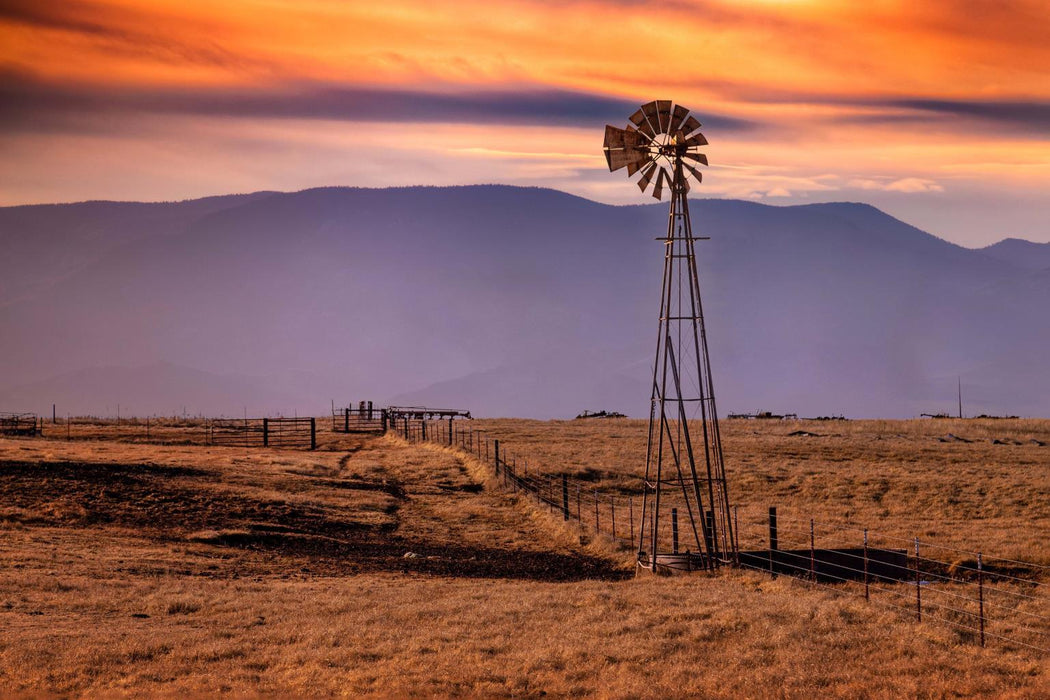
[494,439,500,479]
[345,408,350,432]
[733,505,740,564]
[310,417,316,450]
[810,519,816,582]
[562,475,569,521]
[704,510,715,567]
[629,496,635,544]
[860,531,869,604]
[146,416,150,441]
[672,508,679,554]
[768,506,778,578]
[421,419,427,441]
[977,552,985,647]
[915,537,922,622]
[381,410,388,432]
[263,418,269,447]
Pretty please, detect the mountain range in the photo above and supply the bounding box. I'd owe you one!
[1,185,1047,418]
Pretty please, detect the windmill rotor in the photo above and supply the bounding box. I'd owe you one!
[602,100,708,200]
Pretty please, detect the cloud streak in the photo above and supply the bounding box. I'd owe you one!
[0,76,757,132]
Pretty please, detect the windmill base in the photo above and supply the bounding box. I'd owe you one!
[637,551,714,574]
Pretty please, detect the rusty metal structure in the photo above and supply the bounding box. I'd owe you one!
[603,100,736,572]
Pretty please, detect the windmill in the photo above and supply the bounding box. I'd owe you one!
[603,100,736,572]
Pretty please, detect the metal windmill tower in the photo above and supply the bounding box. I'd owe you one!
[602,100,736,572]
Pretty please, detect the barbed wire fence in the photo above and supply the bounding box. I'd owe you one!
[397,416,1048,655]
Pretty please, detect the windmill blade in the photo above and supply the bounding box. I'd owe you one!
[628,157,652,176]
[641,101,661,134]
[683,131,708,147]
[684,162,704,183]
[636,162,658,192]
[652,167,667,200]
[629,108,656,138]
[604,124,626,150]
[683,151,709,166]
[668,104,689,134]
[656,100,672,133]
[606,147,649,173]
[680,115,702,137]
[622,126,650,149]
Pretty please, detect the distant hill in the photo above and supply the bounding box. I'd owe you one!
[1,185,1047,418]
[979,238,1050,272]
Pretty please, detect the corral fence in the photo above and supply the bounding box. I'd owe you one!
[332,402,387,434]
[0,412,42,437]
[9,414,321,450]
[209,417,316,449]
[397,416,1049,655]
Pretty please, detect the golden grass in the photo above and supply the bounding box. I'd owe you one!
[0,422,1047,697]
[469,418,1050,564]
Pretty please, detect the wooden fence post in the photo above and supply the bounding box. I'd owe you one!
[310,417,316,450]
[263,418,269,447]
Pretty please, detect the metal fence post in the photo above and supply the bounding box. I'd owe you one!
[672,508,679,554]
[562,475,569,521]
[494,439,500,479]
[810,519,816,582]
[915,537,922,622]
[977,552,985,647]
[863,529,870,601]
[768,506,778,578]
[629,496,635,544]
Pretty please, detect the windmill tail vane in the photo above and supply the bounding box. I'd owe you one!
[602,99,708,199]
[602,100,735,574]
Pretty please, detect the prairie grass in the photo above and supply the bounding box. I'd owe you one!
[471,418,1050,564]
[0,422,1046,697]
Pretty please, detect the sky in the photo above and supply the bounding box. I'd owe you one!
[1,0,1049,246]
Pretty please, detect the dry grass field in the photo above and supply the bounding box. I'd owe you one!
[0,418,1047,696]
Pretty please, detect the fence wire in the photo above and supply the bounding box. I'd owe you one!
[403,418,1049,655]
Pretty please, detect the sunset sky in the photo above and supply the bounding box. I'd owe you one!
[2,0,1048,245]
